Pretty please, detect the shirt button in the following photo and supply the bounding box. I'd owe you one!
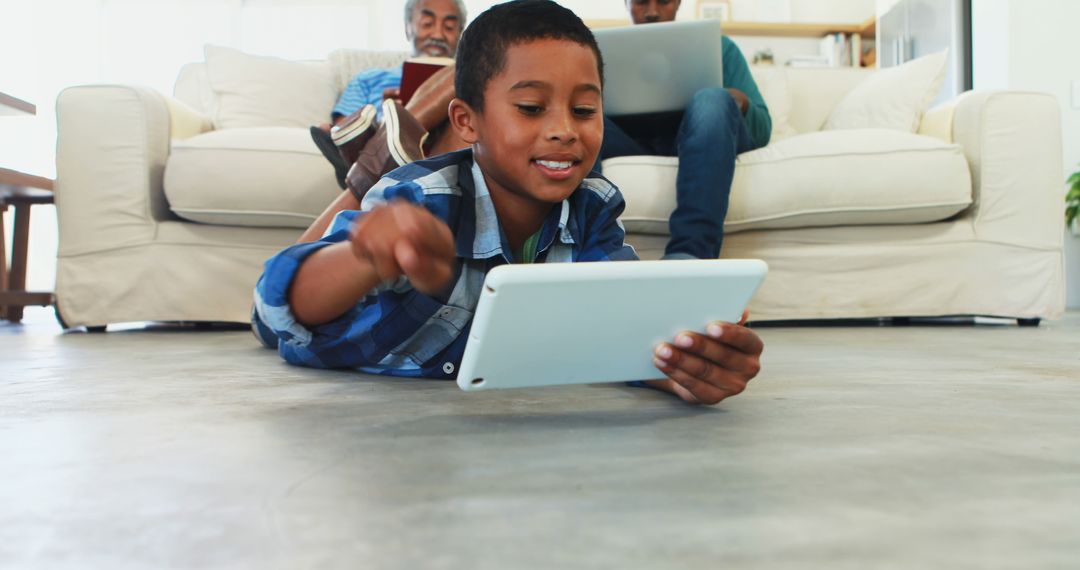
[443,362,455,374]
[440,308,453,318]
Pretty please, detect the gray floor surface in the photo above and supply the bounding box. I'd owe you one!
[2,308,1078,569]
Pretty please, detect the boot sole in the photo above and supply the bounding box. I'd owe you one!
[331,104,377,146]
[382,99,428,168]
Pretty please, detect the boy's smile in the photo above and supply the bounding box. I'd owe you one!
[451,38,604,247]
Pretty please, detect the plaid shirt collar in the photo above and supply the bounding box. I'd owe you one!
[457,157,576,263]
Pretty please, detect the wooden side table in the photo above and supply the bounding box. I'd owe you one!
[1,92,55,324]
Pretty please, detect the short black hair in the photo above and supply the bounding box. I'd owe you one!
[454,0,604,112]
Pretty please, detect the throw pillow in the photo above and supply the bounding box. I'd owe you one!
[204,45,337,129]
[823,50,948,133]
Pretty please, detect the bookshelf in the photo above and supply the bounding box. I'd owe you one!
[584,19,631,29]
[726,17,875,38]
[585,16,876,39]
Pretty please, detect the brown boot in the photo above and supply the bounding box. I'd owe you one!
[345,99,428,204]
[330,104,378,166]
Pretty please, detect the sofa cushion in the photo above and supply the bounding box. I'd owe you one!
[824,50,948,132]
[204,45,338,129]
[165,127,341,228]
[604,129,973,235]
[784,67,875,133]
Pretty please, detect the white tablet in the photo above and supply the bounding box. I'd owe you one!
[456,259,767,391]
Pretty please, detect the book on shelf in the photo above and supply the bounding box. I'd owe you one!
[398,56,454,105]
[818,32,865,68]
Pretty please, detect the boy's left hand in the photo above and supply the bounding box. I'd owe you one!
[646,311,764,405]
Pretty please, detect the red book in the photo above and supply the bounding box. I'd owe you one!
[398,56,454,105]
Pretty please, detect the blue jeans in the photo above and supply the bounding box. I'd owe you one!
[599,88,759,259]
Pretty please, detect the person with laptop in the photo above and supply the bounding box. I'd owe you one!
[599,0,772,260]
[253,0,764,406]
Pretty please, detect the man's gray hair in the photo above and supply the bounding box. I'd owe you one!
[404,0,468,28]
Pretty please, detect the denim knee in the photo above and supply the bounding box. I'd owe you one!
[685,87,741,127]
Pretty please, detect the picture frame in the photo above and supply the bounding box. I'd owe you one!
[696,0,732,22]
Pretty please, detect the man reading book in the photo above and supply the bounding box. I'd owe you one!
[310,0,470,191]
[598,0,772,260]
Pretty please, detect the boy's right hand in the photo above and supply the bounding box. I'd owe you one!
[350,201,456,294]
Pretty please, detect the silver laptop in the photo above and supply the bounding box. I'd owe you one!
[594,19,724,116]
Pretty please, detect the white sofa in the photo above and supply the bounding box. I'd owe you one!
[53,49,1066,328]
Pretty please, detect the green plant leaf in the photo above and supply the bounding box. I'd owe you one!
[1063,169,1080,226]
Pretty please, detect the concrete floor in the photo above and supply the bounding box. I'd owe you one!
[1,308,1078,569]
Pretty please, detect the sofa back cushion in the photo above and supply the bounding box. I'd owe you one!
[174,49,410,124]
[748,66,797,141]
[202,45,338,129]
[174,63,215,116]
[783,67,875,133]
[326,49,411,93]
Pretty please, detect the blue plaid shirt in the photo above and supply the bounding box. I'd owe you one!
[332,66,403,120]
[253,149,638,379]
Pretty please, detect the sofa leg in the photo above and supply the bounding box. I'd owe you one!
[53,302,74,330]
[1017,318,1041,327]
[54,301,107,332]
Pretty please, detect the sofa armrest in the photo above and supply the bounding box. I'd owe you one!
[55,85,174,257]
[950,91,1064,249]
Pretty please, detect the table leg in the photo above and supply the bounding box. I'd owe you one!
[5,203,30,322]
[0,204,8,312]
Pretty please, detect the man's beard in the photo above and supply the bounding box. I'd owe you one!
[419,38,452,57]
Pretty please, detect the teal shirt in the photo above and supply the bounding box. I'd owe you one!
[722,36,771,148]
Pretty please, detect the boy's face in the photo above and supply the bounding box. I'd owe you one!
[454,39,603,206]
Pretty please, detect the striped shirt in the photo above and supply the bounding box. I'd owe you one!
[253,148,638,379]
[332,66,403,120]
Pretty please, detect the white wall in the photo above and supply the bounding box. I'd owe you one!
[876,0,903,16]
[997,0,1080,178]
[971,0,1010,91]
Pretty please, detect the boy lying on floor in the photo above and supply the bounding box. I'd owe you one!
[252,0,763,405]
